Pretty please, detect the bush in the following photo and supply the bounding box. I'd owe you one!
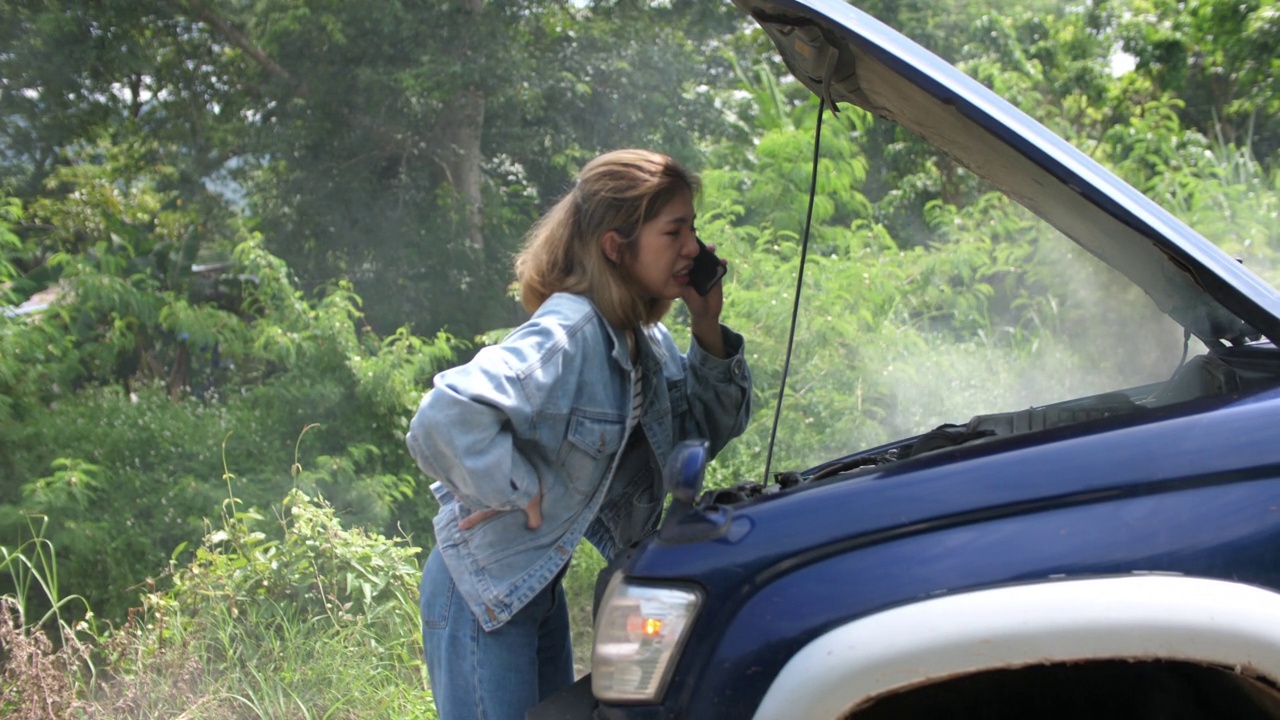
[1,231,459,622]
[0,519,94,720]
[82,487,435,719]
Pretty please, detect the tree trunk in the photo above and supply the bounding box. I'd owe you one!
[432,86,486,252]
[431,0,486,252]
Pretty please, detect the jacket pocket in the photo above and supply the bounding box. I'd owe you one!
[560,410,626,495]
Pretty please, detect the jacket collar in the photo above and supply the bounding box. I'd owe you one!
[603,320,674,375]
[542,291,671,371]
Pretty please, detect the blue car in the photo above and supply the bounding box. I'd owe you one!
[531,1,1280,718]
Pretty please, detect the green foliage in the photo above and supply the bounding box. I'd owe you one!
[1118,0,1280,157]
[941,2,1280,285]
[4,1,1280,709]
[0,418,434,717]
[680,29,1267,485]
[1,322,455,621]
[0,145,460,622]
[83,487,434,719]
[1,0,744,336]
[0,486,434,719]
[157,486,421,663]
[0,517,95,720]
[1,516,93,634]
[0,197,22,303]
[1150,138,1280,285]
[562,541,608,676]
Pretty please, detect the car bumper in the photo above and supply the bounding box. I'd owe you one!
[527,675,597,720]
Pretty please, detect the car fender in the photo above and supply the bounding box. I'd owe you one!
[752,575,1280,720]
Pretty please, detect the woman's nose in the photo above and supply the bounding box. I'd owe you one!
[682,232,700,257]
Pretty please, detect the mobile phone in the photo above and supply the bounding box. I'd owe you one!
[689,237,727,296]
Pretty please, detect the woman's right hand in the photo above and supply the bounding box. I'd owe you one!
[458,490,543,531]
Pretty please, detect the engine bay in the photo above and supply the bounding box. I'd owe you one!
[700,344,1280,507]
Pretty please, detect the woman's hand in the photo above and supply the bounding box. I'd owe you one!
[683,243,727,358]
[458,490,543,531]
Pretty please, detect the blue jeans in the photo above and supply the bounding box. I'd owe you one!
[420,547,575,720]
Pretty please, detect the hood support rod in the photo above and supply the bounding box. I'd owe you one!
[763,97,826,486]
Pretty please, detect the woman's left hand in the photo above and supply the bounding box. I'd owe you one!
[458,490,543,531]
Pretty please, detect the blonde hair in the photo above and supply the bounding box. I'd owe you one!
[514,149,700,329]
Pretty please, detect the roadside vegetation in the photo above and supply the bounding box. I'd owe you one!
[2,0,1279,716]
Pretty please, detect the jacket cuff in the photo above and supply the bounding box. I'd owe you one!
[690,324,750,388]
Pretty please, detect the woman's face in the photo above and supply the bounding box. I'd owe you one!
[618,190,700,301]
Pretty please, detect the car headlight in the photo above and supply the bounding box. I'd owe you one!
[591,573,702,703]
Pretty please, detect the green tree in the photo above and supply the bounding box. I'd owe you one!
[1118,0,1280,163]
[0,140,459,620]
[0,0,744,337]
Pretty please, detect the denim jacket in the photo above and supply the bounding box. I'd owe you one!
[406,292,752,631]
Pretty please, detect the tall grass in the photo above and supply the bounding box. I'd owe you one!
[1,449,439,719]
[0,518,94,720]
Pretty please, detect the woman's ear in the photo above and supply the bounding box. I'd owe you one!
[601,231,625,265]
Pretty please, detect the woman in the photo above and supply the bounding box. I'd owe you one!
[406,149,753,720]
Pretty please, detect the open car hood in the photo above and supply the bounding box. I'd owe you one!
[734,0,1280,347]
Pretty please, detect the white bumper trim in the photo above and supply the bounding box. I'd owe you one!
[752,575,1280,720]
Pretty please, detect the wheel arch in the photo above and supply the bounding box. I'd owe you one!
[751,575,1280,720]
